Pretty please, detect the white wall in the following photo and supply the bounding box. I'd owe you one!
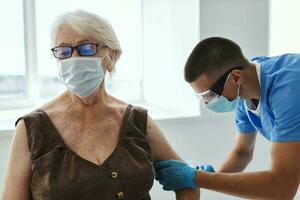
[200,0,269,58]
[269,0,300,55]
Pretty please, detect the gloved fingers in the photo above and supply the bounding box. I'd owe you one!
[157,167,177,179]
[153,160,169,169]
[163,185,194,191]
[155,171,167,182]
[153,160,177,170]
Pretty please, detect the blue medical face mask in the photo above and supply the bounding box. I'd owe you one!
[58,57,106,97]
[206,81,240,113]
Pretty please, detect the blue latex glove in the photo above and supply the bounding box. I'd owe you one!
[153,160,197,191]
[200,164,215,173]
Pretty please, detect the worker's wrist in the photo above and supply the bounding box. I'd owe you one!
[193,170,202,188]
[194,165,215,188]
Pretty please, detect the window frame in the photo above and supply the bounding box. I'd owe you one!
[0,0,38,110]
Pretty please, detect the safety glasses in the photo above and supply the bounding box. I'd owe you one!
[195,66,244,103]
[195,90,219,104]
[51,43,106,59]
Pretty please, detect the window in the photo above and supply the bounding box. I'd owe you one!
[0,0,200,121]
[0,0,26,101]
[269,0,300,55]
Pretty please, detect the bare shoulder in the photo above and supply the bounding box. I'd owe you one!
[39,92,68,114]
[108,96,130,114]
[10,119,31,166]
[146,115,157,134]
[14,119,28,147]
[16,117,26,130]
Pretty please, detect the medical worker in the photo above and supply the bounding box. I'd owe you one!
[154,37,300,199]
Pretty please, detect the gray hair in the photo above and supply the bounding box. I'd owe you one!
[51,10,122,71]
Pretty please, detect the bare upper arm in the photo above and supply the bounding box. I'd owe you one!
[2,119,32,200]
[146,116,181,161]
[146,116,200,199]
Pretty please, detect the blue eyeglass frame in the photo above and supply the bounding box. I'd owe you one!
[51,43,107,59]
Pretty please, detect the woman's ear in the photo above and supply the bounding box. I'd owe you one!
[104,50,117,73]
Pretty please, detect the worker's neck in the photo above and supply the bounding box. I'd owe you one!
[240,63,260,100]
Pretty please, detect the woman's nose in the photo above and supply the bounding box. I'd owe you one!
[72,48,80,57]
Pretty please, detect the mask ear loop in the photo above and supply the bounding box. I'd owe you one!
[237,82,240,98]
[101,52,108,60]
[224,72,241,102]
[100,46,111,60]
[235,75,241,105]
[221,73,232,97]
[99,52,110,81]
[99,52,109,70]
[234,70,241,98]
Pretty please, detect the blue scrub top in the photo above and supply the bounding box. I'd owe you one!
[235,54,300,142]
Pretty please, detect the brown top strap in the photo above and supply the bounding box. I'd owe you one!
[15,109,64,160]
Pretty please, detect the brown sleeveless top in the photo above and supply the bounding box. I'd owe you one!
[15,105,155,200]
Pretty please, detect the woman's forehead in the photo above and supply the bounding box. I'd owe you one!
[56,27,96,46]
[57,39,91,46]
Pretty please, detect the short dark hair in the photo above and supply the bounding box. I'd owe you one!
[184,37,249,82]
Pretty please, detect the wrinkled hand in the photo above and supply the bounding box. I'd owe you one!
[153,160,197,191]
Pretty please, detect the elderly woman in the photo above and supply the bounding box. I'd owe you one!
[3,11,199,200]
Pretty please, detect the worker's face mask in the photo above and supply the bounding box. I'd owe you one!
[58,56,106,97]
[195,67,243,113]
[205,81,240,113]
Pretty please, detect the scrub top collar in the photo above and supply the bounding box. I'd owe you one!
[245,62,261,116]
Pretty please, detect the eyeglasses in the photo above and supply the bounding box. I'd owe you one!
[51,43,107,59]
[195,66,244,103]
[209,66,244,96]
[195,90,219,104]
